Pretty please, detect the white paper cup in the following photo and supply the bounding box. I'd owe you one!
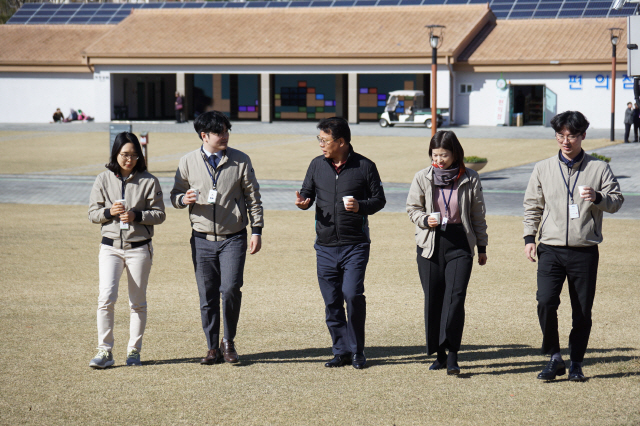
[578,186,588,197]
[114,199,126,210]
[190,188,200,199]
[429,212,441,225]
[342,196,353,208]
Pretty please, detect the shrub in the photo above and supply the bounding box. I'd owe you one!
[463,156,488,163]
[590,153,611,163]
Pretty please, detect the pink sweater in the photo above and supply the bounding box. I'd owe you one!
[432,180,462,224]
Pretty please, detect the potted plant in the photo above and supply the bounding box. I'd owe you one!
[463,156,488,172]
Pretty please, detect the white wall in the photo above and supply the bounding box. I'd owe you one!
[0,72,97,123]
[455,71,635,129]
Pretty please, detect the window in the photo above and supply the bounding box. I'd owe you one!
[459,84,473,94]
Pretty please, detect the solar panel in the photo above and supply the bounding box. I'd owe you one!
[510,10,536,18]
[5,0,640,25]
[534,9,559,17]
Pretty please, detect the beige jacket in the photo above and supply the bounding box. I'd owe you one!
[407,166,488,258]
[170,147,263,240]
[523,153,624,247]
[88,170,166,248]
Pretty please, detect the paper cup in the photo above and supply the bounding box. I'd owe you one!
[114,199,126,210]
[190,188,200,199]
[342,196,353,208]
[429,212,441,225]
[578,186,587,197]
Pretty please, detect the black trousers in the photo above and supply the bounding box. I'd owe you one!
[634,123,639,142]
[416,224,473,355]
[315,243,370,355]
[536,243,599,363]
[624,123,632,142]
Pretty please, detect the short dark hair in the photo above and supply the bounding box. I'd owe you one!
[194,110,232,140]
[106,132,147,175]
[317,117,351,145]
[550,111,590,135]
[429,130,465,172]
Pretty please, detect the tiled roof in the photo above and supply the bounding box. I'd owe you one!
[0,25,111,66]
[83,5,492,59]
[460,18,627,64]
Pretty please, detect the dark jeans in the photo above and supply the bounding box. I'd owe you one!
[191,231,247,350]
[315,242,370,355]
[536,243,599,363]
[416,224,473,355]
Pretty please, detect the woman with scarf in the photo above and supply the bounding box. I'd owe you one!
[406,130,488,375]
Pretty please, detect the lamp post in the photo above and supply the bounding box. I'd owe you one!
[426,24,445,137]
[609,27,623,142]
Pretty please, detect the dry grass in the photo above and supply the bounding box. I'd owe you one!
[0,205,638,425]
[0,131,616,182]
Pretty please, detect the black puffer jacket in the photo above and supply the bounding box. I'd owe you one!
[300,148,386,246]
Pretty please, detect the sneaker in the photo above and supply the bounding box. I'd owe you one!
[126,349,142,366]
[89,349,114,369]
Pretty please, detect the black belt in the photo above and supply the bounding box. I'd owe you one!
[192,229,246,240]
[101,237,151,248]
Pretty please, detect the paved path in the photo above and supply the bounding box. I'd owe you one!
[1,123,637,218]
[0,121,631,140]
[1,143,637,218]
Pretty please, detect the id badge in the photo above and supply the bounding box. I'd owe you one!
[441,217,448,231]
[207,189,218,204]
[120,222,129,230]
[569,204,580,219]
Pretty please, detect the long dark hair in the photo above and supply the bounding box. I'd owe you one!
[106,132,147,175]
[428,130,465,173]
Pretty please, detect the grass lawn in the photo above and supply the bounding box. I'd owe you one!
[0,131,618,182]
[0,205,638,425]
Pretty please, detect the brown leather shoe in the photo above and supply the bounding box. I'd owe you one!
[220,339,239,363]
[200,348,223,365]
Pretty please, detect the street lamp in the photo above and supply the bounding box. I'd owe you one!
[609,27,623,142]
[426,24,445,137]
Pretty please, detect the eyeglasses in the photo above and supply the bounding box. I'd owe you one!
[316,135,335,145]
[119,153,139,161]
[209,131,229,138]
[555,133,580,143]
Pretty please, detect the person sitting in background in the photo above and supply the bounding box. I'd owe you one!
[77,109,94,121]
[64,109,78,122]
[52,108,64,123]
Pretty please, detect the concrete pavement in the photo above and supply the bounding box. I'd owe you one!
[0,121,632,140]
[1,122,637,218]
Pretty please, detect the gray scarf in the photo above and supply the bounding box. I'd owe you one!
[433,164,460,187]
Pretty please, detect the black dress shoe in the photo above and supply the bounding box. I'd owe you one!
[429,359,446,370]
[324,353,351,368]
[569,363,587,382]
[352,353,367,369]
[537,359,566,380]
[446,352,460,375]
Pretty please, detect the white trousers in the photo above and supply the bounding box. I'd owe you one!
[97,243,153,352]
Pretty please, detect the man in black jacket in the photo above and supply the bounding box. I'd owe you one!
[295,117,386,369]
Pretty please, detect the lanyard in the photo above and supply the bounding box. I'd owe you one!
[439,182,455,219]
[558,159,583,203]
[201,148,222,187]
[119,174,129,199]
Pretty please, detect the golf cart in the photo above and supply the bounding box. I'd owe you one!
[379,90,443,128]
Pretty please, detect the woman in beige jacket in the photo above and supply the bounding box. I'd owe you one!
[406,130,488,375]
[87,132,165,369]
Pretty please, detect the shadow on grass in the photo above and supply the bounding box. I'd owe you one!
[143,345,638,376]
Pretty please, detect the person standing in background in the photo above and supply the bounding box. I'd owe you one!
[175,92,184,123]
[623,102,633,143]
